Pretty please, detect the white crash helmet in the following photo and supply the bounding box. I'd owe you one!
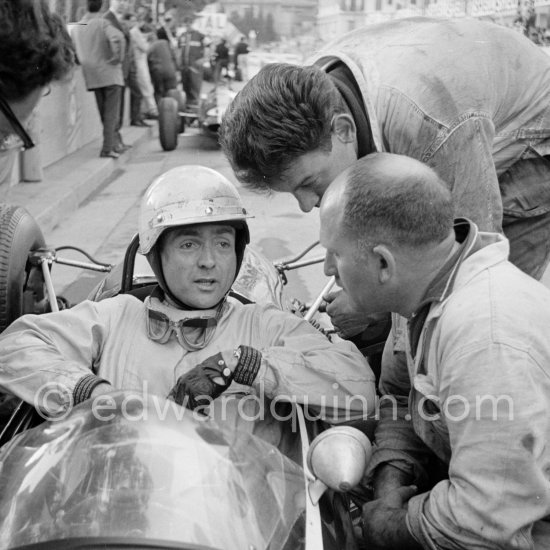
[139,165,250,255]
[138,166,251,309]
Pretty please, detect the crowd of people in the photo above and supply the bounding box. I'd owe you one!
[70,0,249,158]
[1,1,550,549]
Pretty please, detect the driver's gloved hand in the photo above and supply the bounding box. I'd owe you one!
[168,346,262,410]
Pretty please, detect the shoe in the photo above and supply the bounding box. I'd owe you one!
[114,144,132,153]
[144,111,159,120]
[131,120,151,127]
[100,151,120,159]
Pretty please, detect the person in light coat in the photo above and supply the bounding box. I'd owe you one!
[71,0,125,158]
[319,152,550,550]
[129,18,158,120]
[0,166,376,448]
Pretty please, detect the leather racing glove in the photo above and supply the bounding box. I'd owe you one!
[168,346,262,410]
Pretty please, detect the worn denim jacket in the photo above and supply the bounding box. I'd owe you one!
[310,17,550,232]
[368,224,550,549]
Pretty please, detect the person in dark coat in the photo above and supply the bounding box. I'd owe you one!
[213,38,230,88]
[147,39,178,105]
[178,14,205,106]
[233,36,249,81]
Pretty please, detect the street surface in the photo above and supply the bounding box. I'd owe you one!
[44,124,329,310]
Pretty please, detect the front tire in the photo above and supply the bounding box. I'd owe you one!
[0,204,46,433]
[0,204,46,333]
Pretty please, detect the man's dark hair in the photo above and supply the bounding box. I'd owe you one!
[0,0,75,100]
[88,0,103,13]
[342,153,454,249]
[219,63,347,191]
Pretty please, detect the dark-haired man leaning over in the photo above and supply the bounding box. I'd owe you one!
[220,18,550,348]
[319,152,550,549]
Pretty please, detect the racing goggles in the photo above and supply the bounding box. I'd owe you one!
[146,305,224,351]
[0,93,35,152]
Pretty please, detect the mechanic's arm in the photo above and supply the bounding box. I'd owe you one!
[427,115,502,233]
[0,300,113,416]
[407,343,550,549]
[368,315,435,497]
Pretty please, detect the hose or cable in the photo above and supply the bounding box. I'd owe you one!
[280,241,320,265]
[54,246,112,268]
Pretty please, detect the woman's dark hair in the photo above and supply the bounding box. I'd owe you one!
[0,0,76,100]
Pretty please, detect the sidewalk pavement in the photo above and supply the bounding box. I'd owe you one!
[0,125,153,235]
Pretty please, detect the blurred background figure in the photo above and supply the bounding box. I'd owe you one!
[147,34,178,105]
[72,0,125,159]
[178,13,206,107]
[0,0,74,183]
[104,0,132,153]
[157,9,178,54]
[123,12,150,128]
[131,14,159,121]
[233,36,250,82]
[213,38,230,88]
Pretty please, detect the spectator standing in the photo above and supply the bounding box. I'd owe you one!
[72,0,125,159]
[157,9,179,53]
[104,0,132,152]
[213,38,230,88]
[130,17,158,120]
[147,37,178,105]
[178,14,206,106]
[233,36,249,81]
[123,12,151,127]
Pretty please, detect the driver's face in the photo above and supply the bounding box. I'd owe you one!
[160,224,237,309]
[269,133,358,213]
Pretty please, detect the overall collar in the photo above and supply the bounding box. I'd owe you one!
[408,219,482,356]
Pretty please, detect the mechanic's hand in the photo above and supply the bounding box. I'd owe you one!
[372,463,415,500]
[319,290,378,339]
[361,486,421,549]
[168,352,235,410]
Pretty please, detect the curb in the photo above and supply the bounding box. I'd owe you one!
[1,126,153,235]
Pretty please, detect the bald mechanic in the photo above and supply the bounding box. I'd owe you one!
[319,152,550,550]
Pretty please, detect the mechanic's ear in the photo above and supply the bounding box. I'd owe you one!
[331,114,356,144]
[372,245,395,284]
